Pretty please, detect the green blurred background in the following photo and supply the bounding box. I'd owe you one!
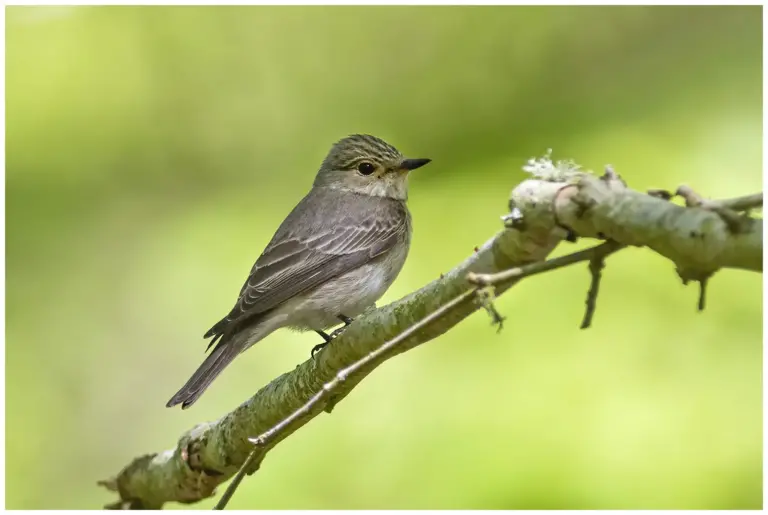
[6,5,762,510]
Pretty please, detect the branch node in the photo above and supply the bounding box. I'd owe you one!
[247,435,266,446]
[647,188,673,200]
[675,185,752,234]
[600,165,626,188]
[676,184,705,207]
[601,164,618,181]
[501,206,525,229]
[716,209,751,234]
[466,271,488,286]
[475,285,506,332]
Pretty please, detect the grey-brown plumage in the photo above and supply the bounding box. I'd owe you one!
[166,135,431,408]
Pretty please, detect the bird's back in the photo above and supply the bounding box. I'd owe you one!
[205,187,411,338]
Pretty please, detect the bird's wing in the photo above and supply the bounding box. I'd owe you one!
[205,208,406,339]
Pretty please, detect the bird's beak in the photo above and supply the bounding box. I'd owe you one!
[399,158,432,171]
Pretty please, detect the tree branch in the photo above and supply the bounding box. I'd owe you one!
[216,287,479,509]
[101,153,762,509]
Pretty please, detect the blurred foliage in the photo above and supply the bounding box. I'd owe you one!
[6,5,762,510]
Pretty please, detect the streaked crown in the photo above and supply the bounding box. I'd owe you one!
[320,134,403,172]
[313,134,430,200]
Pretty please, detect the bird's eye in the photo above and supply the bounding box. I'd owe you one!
[357,162,375,175]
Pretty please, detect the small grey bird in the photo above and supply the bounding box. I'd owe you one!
[166,134,430,409]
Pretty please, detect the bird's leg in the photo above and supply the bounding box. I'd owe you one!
[329,314,354,339]
[312,330,333,358]
[338,314,354,326]
[311,315,355,358]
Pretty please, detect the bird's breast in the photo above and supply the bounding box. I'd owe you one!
[281,236,410,331]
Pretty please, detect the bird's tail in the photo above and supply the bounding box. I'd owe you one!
[166,336,241,409]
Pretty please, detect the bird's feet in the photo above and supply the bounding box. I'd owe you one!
[311,315,355,358]
[310,342,328,358]
[326,314,354,341]
[312,330,333,358]
[338,314,354,326]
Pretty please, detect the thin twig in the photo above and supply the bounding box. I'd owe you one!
[467,240,623,287]
[698,277,708,312]
[648,188,761,213]
[214,288,478,509]
[212,447,261,510]
[581,253,609,329]
[716,193,763,212]
[469,241,623,330]
[676,186,759,234]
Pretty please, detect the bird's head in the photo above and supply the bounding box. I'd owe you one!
[313,134,431,200]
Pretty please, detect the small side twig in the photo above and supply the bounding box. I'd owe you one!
[468,240,623,288]
[212,447,263,510]
[649,187,762,213]
[676,269,714,312]
[214,288,478,509]
[676,186,758,234]
[698,276,708,312]
[681,188,763,213]
[468,241,624,330]
[600,164,626,188]
[715,192,763,212]
[581,252,609,329]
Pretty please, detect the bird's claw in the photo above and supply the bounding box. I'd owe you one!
[311,322,352,359]
[337,314,354,326]
[311,342,328,358]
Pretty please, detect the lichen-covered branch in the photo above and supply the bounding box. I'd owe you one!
[101,154,761,509]
[546,169,762,276]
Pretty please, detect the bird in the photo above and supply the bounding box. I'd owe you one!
[166,134,431,409]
